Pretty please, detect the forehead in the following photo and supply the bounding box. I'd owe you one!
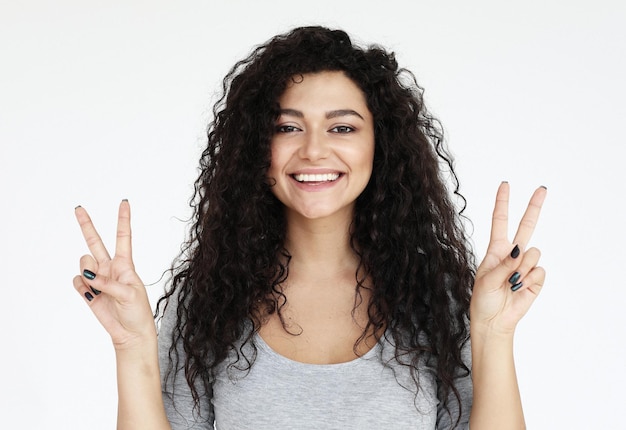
[278,71,368,110]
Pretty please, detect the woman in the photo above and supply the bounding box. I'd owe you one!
[73,26,547,429]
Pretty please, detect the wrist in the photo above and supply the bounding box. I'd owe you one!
[470,322,515,359]
[114,338,161,379]
[470,317,517,339]
[113,329,158,355]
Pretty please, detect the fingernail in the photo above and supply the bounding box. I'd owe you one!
[83,269,96,280]
[122,198,128,202]
[540,185,547,190]
[511,282,523,292]
[501,180,509,184]
[510,245,520,259]
[90,286,101,296]
[85,291,94,301]
[74,205,82,209]
[508,272,521,284]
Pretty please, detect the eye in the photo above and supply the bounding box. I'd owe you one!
[330,125,355,134]
[275,125,301,133]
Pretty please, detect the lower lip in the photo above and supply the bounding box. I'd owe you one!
[290,174,343,191]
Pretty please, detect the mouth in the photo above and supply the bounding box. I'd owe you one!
[291,172,342,184]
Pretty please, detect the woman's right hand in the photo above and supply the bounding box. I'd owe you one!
[73,199,157,350]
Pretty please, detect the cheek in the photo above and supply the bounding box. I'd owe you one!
[353,142,375,172]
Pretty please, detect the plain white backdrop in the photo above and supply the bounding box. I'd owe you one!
[1,1,625,428]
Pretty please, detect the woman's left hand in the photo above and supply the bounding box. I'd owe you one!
[470,182,547,335]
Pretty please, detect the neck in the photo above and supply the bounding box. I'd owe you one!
[283,210,358,278]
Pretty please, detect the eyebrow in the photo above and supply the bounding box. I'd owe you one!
[279,108,364,120]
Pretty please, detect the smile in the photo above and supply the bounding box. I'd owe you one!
[292,173,341,183]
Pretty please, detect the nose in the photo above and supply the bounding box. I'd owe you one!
[298,130,330,161]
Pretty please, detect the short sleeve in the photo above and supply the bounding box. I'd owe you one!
[158,294,215,429]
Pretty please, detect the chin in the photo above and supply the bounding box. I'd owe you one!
[288,204,353,221]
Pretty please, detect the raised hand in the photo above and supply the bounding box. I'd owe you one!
[73,200,157,349]
[470,182,548,335]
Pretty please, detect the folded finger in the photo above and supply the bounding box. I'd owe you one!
[75,206,112,264]
[79,254,102,297]
[482,243,525,288]
[506,247,541,292]
[512,265,546,296]
[73,275,98,303]
[78,269,135,302]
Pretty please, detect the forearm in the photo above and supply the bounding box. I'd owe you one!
[469,326,525,430]
[115,341,171,430]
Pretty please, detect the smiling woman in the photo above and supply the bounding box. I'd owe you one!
[73,26,547,430]
[268,71,375,222]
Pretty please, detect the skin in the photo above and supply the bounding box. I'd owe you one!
[267,71,375,224]
[73,72,547,429]
[469,182,547,429]
[261,72,377,363]
[73,200,170,429]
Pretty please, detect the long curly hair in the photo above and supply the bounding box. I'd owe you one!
[156,25,475,426]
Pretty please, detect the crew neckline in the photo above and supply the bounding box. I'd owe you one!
[254,332,383,369]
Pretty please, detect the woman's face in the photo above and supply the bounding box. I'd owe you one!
[268,71,375,222]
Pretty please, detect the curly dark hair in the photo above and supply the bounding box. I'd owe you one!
[156,25,475,426]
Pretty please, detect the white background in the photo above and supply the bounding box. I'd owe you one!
[1,1,625,428]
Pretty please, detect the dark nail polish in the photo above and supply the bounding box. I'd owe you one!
[508,272,521,284]
[510,245,520,259]
[83,269,96,280]
[90,286,101,296]
[122,198,128,202]
[511,282,523,292]
[540,185,547,190]
[75,205,82,209]
[85,291,94,301]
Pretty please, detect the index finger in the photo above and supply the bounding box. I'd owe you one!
[75,206,112,264]
[115,199,133,261]
[511,186,547,249]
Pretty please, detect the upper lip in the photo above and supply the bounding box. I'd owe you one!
[289,168,344,175]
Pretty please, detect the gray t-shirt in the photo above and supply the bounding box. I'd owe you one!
[158,300,472,429]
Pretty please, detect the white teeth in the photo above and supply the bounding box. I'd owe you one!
[293,173,340,183]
